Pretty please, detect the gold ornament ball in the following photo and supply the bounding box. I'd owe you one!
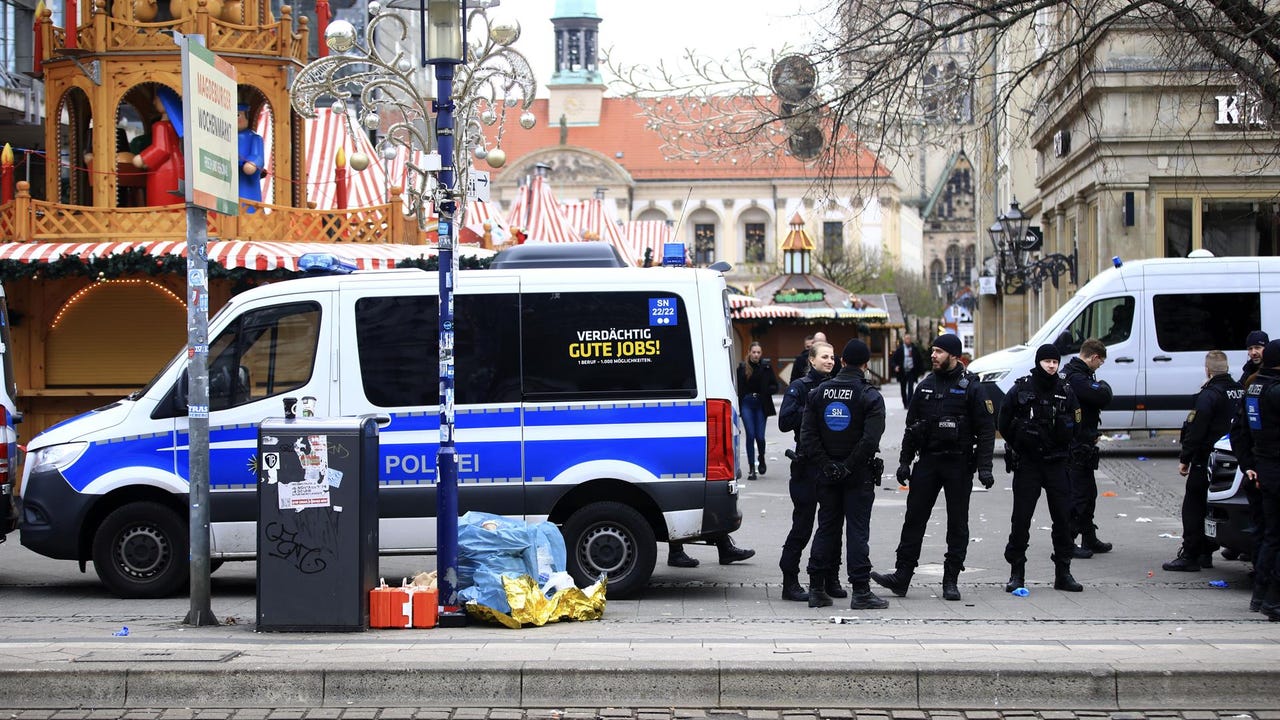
[489,19,520,46]
[325,20,358,53]
[484,148,507,168]
[349,152,371,171]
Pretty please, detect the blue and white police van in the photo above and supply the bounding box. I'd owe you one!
[18,252,742,598]
[0,284,19,541]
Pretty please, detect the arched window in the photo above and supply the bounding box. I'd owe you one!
[964,244,976,279]
[929,259,945,289]
[945,244,962,278]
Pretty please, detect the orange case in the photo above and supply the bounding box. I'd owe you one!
[369,586,411,628]
[411,588,439,628]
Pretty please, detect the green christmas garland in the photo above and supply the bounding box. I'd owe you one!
[0,248,493,284]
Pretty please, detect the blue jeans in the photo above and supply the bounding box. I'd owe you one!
[741,395,766,470]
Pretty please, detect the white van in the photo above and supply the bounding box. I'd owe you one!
[968,255,1280,430]
[0,284,19,539]
[17,257,742,598]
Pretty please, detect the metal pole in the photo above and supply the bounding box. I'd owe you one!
[184,204,216,626]
[433,57,466,627]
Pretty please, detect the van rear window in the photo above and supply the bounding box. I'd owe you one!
[1153,292,1261,352]
[521,292,696,401]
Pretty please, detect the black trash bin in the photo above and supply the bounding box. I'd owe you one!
[256,416,379,632]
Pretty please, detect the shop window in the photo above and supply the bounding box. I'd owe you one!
[745,223,766,262]
[1162,196,1279,257]
[694,223,716,266]
[47,280,186,388]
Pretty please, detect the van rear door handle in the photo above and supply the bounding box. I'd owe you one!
[1153,355,1173,362]
[1113,357,1135,363]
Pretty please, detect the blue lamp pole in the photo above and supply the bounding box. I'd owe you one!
[292,0,534,629]
[424,0,465,626]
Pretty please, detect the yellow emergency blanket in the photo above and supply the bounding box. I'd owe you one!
[465,575,607,628]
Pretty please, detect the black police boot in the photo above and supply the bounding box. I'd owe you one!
[1053,556,1084,592]
[667,546,699,568]
[781,573,808,602]
[825,575,848,599]
[1251,580,1268,613]
[717,537,756,565]
[942,568,961,602]
[1162,546,1202,572]
[1005,562,1026,593]
[1199,552,1215,569]
[1262,584,1280,621]
[807,574,833,608]
[1071,542,1094,560]
[1083,530,1113,554]
[870,569,911,597]
[849,583,889,610]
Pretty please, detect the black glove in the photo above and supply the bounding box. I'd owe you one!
[978,469,995,489]
[896,463,911,486]
[824,463,851,483]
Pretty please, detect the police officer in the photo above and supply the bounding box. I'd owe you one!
[1063,339,1113,558]
[1231,339,1280,620]
[999,343,1084,593]
[799,339,888,610]
[870,333,995,602]
[777,340,838,602]
[1164,350,1243,572]
[1241,331,1270,385]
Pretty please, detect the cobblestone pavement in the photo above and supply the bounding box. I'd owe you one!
[2,709,1277,720]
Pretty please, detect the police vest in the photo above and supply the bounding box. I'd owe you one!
[1009,376,1075,456]
[813,379,870,461]
[1245,374,1280,452]
[914,371,977,454]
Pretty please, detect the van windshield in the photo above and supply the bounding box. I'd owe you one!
[1027,293,1086,347]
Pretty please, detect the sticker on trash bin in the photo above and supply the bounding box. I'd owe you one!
[261,452,280,484]
[326,467,344,489]
[278,479,330,510]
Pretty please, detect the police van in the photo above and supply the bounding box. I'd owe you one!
[18,253,742,598]
[968,254,1280,430]
[0,283,20,540]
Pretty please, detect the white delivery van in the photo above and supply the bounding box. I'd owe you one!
[18,257,742,598]
[0,283,19,539]
[968,255,1280,431]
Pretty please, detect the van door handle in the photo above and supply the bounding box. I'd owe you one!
[1113,357,1135,363]
[1153,355,1173,362]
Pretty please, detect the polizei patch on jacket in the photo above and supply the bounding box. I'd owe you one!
[824,402,851,431]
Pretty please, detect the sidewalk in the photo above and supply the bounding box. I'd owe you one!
[2,418,1275,711]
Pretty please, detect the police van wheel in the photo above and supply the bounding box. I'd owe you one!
[92,501,189,599]
[564,502,656,599]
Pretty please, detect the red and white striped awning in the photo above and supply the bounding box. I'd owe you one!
[506,175,581,244]
[0,241,493,271]
[727,294,758,309]
[259,106,389,210]
[625,220,677,265]
[561,198,639,266]
[734,305,805,319]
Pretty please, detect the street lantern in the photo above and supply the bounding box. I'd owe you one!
[987,215,1006,255]
[1000,199,1032,251]
[426,0,462,62]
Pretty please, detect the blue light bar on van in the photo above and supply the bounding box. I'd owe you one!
[298,253,358,274]
[662,242,686,267]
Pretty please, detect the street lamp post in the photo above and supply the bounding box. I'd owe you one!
[291,0,535,625]
[986,199,1077,294]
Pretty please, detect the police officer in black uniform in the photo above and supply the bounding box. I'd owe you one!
[870,333,995,602]
[799,339,888,610]
[1231,339,1280,620]
[776,340,838,602]
[999,343,1084,593]
[1241,331,1270,385]
[1062,338,1113,558]
[1164,350,1243,572]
